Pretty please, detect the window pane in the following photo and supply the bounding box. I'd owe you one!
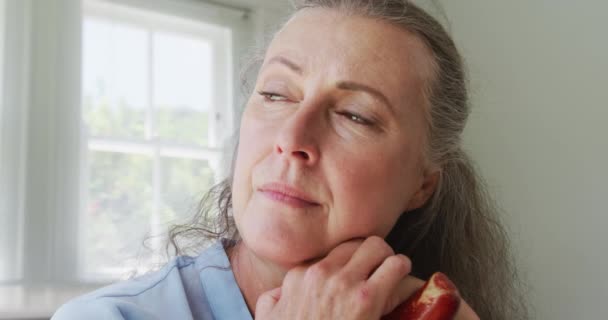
[160,157,215,225]
[154,32,213,147]
[82,18,148,139]
[81,151,153,278]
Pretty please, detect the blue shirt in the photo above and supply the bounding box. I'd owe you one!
[52,240,253,320]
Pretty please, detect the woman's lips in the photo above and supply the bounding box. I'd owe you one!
[258,183,319,208]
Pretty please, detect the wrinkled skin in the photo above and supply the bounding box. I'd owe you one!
[228,7,479,320]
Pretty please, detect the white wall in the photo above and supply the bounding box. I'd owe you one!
[440,1,608,319]
[211,0,290,54]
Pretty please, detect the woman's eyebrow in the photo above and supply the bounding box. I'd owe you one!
[265,55,303,75]
[264,56,395,114]
[336,81,395,115]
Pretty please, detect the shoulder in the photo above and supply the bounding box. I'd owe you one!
[51,298,151,320]
[52,255,201,320]
[51,241,236,320]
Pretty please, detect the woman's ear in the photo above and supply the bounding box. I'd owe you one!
[405,169,440,211]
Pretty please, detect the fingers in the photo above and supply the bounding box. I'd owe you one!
[340,236,414,316]
[342,236,396,280]
[264,237,420,319]
[282,239,363,295]
[255,287,282,317]
[314,239,363,273]
[391,275,425,301]
[377,275,424,315]
[454,298,481,320]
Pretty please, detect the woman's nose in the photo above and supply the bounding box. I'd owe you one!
[274,107,321,166]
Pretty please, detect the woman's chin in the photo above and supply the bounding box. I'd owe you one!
[239,220,326,268]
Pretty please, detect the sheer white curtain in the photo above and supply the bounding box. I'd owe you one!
[0,0,9,282]
[0,0,85,284]
[0,0,30,283]
[0,0,4,107]
[0,0,6,281]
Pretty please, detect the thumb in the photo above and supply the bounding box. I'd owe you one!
[255,287,282,318]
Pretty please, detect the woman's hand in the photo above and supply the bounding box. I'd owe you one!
[254,236,414,319]
[255,235,480,320]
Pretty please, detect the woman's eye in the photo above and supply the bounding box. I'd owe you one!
[339,111,373,126]
[258,91,288,102]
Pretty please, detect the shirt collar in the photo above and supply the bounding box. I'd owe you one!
[196,240,253,320]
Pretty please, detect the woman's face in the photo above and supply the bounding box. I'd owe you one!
[232,8,439,267]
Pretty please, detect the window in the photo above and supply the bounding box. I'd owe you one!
[0,0,254,287]
[80,0,235,280]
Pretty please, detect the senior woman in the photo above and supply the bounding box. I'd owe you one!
[54,1,528,319]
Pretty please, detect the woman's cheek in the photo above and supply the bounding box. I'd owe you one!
[328,165,375,233]
[335,156,404,237]
[233,124,262,213]
[232,111,277,211]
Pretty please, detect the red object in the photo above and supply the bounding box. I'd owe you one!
[382,272,461,320]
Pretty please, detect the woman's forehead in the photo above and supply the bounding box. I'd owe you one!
[274,9,433,71]
[265,7,435,108]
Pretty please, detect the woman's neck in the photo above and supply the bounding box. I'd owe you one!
[226,241,289,316]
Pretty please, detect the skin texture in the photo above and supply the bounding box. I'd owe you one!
[227,8,479,320]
